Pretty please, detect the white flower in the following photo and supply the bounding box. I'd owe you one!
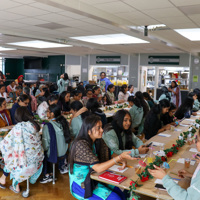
[179,136,183,140]
[195,124,200,129]
[188,127,193,132]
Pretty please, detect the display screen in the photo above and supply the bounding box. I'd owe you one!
[24,57,42,69]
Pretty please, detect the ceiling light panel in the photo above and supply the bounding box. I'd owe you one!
[174,28,200,41]
[0,47,16,51]
[7,40,72,48]
[70,34,149,44]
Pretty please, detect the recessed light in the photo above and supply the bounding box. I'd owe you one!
[174,28,200,41]
[7,40,72,48]
[70,34,149,45]
[0,47,16,51]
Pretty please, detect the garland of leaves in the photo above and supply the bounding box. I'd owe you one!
[129,119,200,200]
[34,115,49,124]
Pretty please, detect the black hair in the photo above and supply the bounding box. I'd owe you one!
[86,98,102,113]
[143,92,154,104]
[73,90,82,97]
[18,94,29,103]
[100,72,106,76]
[193,88,200,102]
[171,81,178,88]
[152,99,170,114]
[47,94,59,105]
[49,83,58,93]
[0,71,3,79]
[15,107,40,132]
[128,96,141,108]
[128,85,133,90]
[0,84,5,90]
[107,84,115,92]
[77,85,86,96]
[169,102,176,111]
[10,81,15,84]
[16,85,22,90]
[59,91,70,104]
[23,86,32,104]
[41,87,50,98]
[49,104,71,143]
[135,91,149,117]
[188,92,196,98]
[92,86,100,94]
[175,96,194,119]
[71,100,83,112]
[69,115,101,173]
[86,89,93,94]
[120,84,128,94]
[63,73,69,81]
[161,86,171,102]
[0,97,5,107]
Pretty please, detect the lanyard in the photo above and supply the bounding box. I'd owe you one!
[0,113,9,126]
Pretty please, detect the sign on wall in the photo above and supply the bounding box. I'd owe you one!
[193,75,198,82]
[148,56,180,65]
[96,56,121,64]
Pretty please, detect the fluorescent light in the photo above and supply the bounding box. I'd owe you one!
[7,40,72,48]
[148,24,166,29]
[70,34,149,45]
[174,28,200,41]
[0,47,16,51]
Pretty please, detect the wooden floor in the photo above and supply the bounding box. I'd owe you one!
[0,169,155,200]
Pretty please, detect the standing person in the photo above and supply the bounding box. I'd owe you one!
[118,84,129,103]
[168,81,181,107]
[100,72,112,92]
[57,73,69,94]
[69,114,137,200]
[159,86,171,102]
[0,71,6,83]
[127,85,134,96]
[6,81,16,94]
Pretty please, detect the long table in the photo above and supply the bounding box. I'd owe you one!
[91,115,200,200]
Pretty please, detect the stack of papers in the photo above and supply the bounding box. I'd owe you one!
[174,128,182,132]
[158,133,171,137]
[152,142,165,147]
[179,124,189,127]
[189,148,199,153]
[108,165,128,173]
[177,158,196,165]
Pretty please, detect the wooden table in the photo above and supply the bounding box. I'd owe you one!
[91,114,200,200]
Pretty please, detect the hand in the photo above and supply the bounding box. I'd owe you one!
[138,145,149,154]
[193,112,197,116]
[148,165,167,179]
[168,88,172,92]
[118,160,127,170]
[195,155,200,164]
[164,124,171,130]
[120,151,138,161]
[178,169,192,178]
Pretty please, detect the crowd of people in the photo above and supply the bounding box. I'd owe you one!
[0,71,199,199]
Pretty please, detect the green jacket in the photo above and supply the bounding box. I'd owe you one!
[42,121,68,157]
[129,104,143,129]
[57,79,69,94]
[102,129,143,157]
[71,115,83,138]
[193,99,199,111]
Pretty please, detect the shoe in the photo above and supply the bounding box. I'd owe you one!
[59,166,68,174]
[40,175,53,184]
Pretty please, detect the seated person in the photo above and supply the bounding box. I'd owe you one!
[6,81,16,94]
[35,84,46,97]
[0,84,11,102]
[86,98,107,128]
[92,86,101,102]
[69,114,137,200]
[58,91,71,114]
[41,105,71,183]
[143,92,155,108]
[9,85,22,102]
[144,99,171,140]
[37,87,50,105]
[118,84,129,103]
[127,85,134,96]
[188,92,199,112]
[128,96,143,133]
[161,103,177,125]
[105,84,115,105]
[103,109,149,157]
[0,107,43,193]
[175,96,197,119]
[70,90,83,104]
[70,101,89,138]
[148,130,200,200]
[10,94,32,124]
[158,86,171,102]
[0,97,12,127]
[82,89,93,106]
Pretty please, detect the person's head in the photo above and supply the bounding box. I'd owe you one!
[100,72,106,79]
[168,103,177,117]
[15,85,22,95]
[23,86,30,96]
[10,81,15,88]
[22,82,28,88]
[171,81,178,88]
[188,92,197,101]
[73,90,82,101]
[92,86,100,95]
[193,88,200,101]
[70,100,83,115]
[86,98,100,113]
[128,96,141,108]
[18,75,23,82]
[120,84,128,94]
[39,84,46,91]
[161,86,169,94]
[0,85,5,94]
[0,71,3,79]
[41,87,50,98]
[17,94,30,107]
[15,107,40,132]
[47,94,59,105]
[143,92,151,101]
[86,89,93,99]
[107,84,115,93]
[79,82,83,86]
[128,85,134,93]
[159,99,170,114]
[60,91,70,104]
[0,97,6,111]
[63,73,69,81]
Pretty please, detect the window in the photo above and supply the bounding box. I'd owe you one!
[0,57,4,73]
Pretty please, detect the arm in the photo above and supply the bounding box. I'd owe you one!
[132,133,143,148]
[42,125,50,151]
[71,117,82,137]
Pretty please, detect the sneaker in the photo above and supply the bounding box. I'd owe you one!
[40,175,53,184]
[59,166,68,174]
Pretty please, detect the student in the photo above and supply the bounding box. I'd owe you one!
[6,81,16,94]
[188,92,199,112]
[158,86,171,102]
[143,92,155,108]
[193,88,200,109]
[82,89,93,106]
[9,85,22,102]
[103,109,149,157]
[148,130,200,200]
[58,91,71,114]
[70,90,83,104]
[92,86,101,99]
[15,75,24,86]
[57,73,69,94]
[161,103,177,125]
[41,105,71,183]
[37,87,50,105]
[168,80,181,107]
[0,107,43,193]
[37,94,59,119]
[105,84,115,105]
[144,99,171,140]
[70,101,89,138]
[0,97,12,128]
[118,84,129,103]
[69,114,137,200]
[86,98,107,128]
[128,96,143,133]
[0,85,10,102]
[127,85,134,96]
[35,84,46,97]
[99,72,112,91]
[10,94,32,124]
[175,96,197,119]
[0,71,6,83]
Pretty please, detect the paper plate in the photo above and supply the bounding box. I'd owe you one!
[153,150,165,157]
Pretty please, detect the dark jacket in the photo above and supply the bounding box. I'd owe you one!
[161,113,173,125]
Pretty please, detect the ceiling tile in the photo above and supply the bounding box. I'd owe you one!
[170,0,200,6]
[0,0,21,10]
[0,11,24,20]
[81,0,120,5]
[189,14,200,25]
[15,17,48,26]
[12,0,35,4]
[59,11,88,19]
[29,2,64,12]
[166,22,198,29]
[159,16,193,24]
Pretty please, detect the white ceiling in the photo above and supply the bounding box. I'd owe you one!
[0,0,200,57]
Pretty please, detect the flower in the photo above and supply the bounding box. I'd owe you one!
[161,156,166,161]
[172,144,176,147]
[130,181,137,187]
[141,175,149,182]
[166,152,173,157]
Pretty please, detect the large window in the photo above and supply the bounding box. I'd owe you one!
[0,58,4,73]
